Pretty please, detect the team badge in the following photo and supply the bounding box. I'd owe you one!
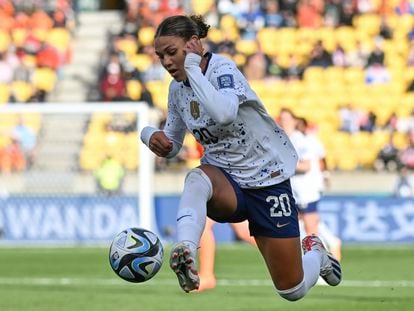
[217,74,234,89]
[190,101,200,119]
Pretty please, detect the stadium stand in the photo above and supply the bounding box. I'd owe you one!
[1,0,414,179]
[0,0,76,173]
[85,0,414,174]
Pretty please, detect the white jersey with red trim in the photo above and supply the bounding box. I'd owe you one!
[162,53,298,188]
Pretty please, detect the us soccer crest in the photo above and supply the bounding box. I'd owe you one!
[190,101,200,119]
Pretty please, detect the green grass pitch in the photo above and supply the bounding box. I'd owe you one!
[0,244,413,311]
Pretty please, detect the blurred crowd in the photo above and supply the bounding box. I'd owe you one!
[91,0,414,175]
[0,0,77,173]
[1,0,414,189]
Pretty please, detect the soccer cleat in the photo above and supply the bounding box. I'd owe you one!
[302,235,342,286]
[169,242,200,293]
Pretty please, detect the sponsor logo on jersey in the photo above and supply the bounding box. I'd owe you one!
[190,101,200,119]
[276,222,290,228]
[217,74,234,89]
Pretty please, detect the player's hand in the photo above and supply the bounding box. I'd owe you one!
[149,131,173,157]
[183,36,204,56]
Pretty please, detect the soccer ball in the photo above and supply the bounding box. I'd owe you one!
[109,227,163,283]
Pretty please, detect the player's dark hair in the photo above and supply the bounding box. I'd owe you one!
[154,15,210,40]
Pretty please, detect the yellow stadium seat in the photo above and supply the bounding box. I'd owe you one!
[257,28,280,56]
[11,28,27,47]
[79,148,105,171]
[129,53,152,72]
[334,26,356,51]
[336,152,359,171]
[22,113,42,133]
[191,0,213,15]
[324,67,345,84]
[32,68,57,92]
[46,28,71,52]
[207,27,223,44]
[126,80,142,100]
[11,81,33,102]
[235,39,258,56]
[0,84,10,104]
[117,38,137,57]
[353,14,381,36]
[0,30,10,52]
[138,27,155,46]
[220,15,237,29]
[303,67,324,83]
[393,132,408,149]
[344,67,365,85]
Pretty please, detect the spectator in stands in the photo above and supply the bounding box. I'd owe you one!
[142,46,167,83]
[307,40,333,68]
[378,16,393,40]
[11,117,37,169]
[94,155,125,196]
[99,63,127,101]
[338,104,361,133]
[331,43,348,67]
[297,0,324,28]
[0,137,25,173]
[383,112,399,131]
[12,56,34,82]
[324,0,343,27]
[407,42,414,66]
[282,53,304,80]
[399,129,414,170]
[374,134,400,171]
[407,79,414,92]
[242,51,270,80]
[367,38,385,66]
[267,54,284,80]
[395,0,414,15]
[357,0,375,14]
[338,1,355,26]
[0,52,15,84]
[365,62,390,84]
[359,110,377,132]
[237,0,265,40]
[264,0,284,28]
[346,40,369,68]
[396,108,414,133]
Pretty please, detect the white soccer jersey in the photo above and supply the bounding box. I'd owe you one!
[289,131,322,205]
[163,53,298,188]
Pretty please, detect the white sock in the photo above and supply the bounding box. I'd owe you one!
[176,168,212,255]
[302,250,322,290]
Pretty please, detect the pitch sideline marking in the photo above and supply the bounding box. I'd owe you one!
[0,277,413,288]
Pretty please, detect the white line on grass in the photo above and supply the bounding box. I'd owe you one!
[0,277,413,288]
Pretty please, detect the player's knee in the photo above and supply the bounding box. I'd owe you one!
[276,279,307,302]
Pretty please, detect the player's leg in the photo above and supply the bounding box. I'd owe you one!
[318,221,342,261]
[248,181,341,301]
[230,221,256,246]
[299,202,320,236]
[197,217,218,291]
[255,236,321,301]
[170,164,238,292]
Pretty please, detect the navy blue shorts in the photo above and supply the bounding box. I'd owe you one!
[297,201,319,214]
[215,169,300,238]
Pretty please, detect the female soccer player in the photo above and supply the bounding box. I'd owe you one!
[141,15,341,299]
